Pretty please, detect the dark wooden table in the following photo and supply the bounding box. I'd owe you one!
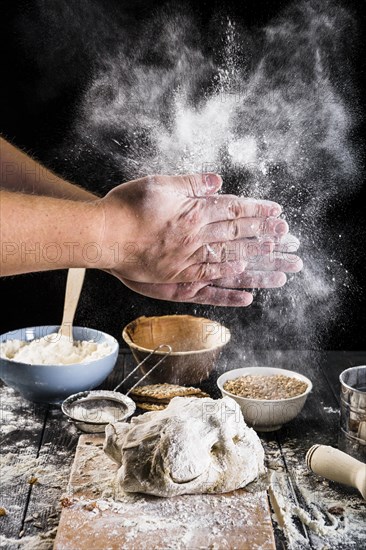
[1,350,366,549]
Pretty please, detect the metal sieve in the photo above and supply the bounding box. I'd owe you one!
[61,344,172,432]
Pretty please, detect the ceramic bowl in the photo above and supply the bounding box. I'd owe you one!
[0,326,119,404]
[122,315,230,385]
[217,366,312,431]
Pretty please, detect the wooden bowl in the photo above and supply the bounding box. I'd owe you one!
[122,315,230,385]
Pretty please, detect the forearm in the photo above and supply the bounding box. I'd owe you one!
[0,137,97,201]
[0,191,105,275]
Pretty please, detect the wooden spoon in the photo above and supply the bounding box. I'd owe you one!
[59,268,86,339]
[306,444,366,499]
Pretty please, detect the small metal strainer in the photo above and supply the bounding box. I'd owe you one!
[61,344,172,432]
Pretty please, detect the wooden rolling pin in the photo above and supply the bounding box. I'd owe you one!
[306,444,366,499]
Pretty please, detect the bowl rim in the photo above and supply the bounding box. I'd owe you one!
[339,365,366,395]
[122,314,231,356]
[0,325,119,367]
[217,366,313,403]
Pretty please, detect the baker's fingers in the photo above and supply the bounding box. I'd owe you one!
[199,217,289,243]
[188,286,254,306]
[121,278,253,307]
[214,271,287,289]
[202,196,282,224]
[246,253,303,272]
[189,239,275,264]
[274,234,300,252]
[173,260,247,283]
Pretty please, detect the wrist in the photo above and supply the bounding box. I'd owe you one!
[92,195,139,272]
[77,199,107,269]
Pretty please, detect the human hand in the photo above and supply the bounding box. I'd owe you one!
[98,173,289,285]
[118,234,302,306]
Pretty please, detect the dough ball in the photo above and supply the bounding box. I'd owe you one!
[104,396,265,497]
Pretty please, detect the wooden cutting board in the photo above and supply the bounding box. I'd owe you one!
[54,434,275,550]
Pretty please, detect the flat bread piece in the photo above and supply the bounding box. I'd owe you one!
[129,383,209,401]
[137,402,167,411]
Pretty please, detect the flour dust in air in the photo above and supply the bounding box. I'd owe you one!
[70,0,361,349]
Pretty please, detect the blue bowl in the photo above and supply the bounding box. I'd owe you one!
[0,326,119,404]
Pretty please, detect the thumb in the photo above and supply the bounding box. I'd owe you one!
[175,172,223,197]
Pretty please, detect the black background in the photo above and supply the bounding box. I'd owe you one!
[0,0,365,349]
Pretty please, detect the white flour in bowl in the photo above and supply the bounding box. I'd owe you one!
[0,334,112,365]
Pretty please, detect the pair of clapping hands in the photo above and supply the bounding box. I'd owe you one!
[99,173,302,306]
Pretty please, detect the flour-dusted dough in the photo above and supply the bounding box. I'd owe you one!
[104,396,265,497]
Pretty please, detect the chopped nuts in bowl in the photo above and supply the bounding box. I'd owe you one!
[217,367,312,432]
[223,374,309,400]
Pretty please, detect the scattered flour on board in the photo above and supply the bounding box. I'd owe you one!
[267,439,366,550]
[55,440,270,549]
[0,385,75,550]
[0,530,57,550]
[323,406,340,414]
